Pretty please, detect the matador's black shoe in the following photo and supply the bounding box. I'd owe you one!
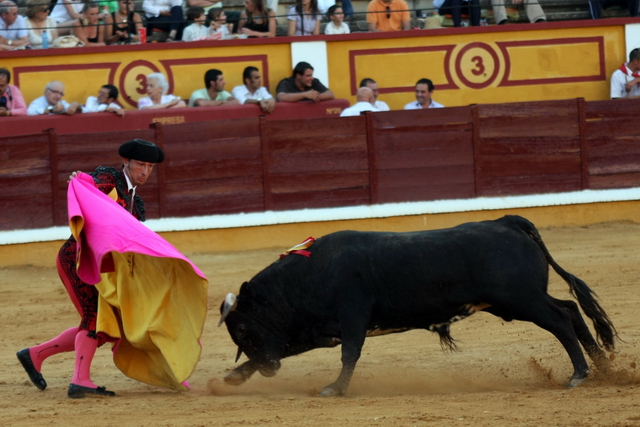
[68,383,116,398]
[16,348,47,391]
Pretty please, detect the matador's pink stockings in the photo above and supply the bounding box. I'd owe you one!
[28,327,77,372]
[71,330,99,388]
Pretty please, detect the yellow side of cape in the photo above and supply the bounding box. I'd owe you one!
[95,252,208,390]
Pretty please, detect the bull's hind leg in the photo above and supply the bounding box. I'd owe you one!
[526,300,592,387]
[551,298,610,373]
[490,297,591,387]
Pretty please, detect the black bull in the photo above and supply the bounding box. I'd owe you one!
[220,215,617,396]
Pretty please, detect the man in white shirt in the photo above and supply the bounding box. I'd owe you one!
[231,66,276,114]
[359,78,390,111]
[340,87,380,117]
[27,81,78,115]
[83,85,125,115]
[611,47,640,99]
[0,0,29,51]
[404,78,445,110]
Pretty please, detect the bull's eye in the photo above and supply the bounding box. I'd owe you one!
[236,323,247,339]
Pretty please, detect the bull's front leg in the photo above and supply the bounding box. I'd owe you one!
[318,342,363,396]
[224,360,259,385]
[319,310,369,396]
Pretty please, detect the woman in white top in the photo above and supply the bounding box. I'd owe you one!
[137,73,187,109]
[50,0,85,35]
[287,0,322,36]
[24,0,59,49]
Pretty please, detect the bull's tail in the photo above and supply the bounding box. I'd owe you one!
[509,215,617,351]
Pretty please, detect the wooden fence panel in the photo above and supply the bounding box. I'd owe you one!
[584,99,640,189]
[475,100,583,196]
[162,118,265,216]
[0,134,54,229]
[265,116,370,210]
[371,107,475,203]
[585,134,640,189]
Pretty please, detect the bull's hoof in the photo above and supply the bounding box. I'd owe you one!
[258,369,277,377]
[567,376,586,388]
[318,385,343,397]
[224,370,248,386]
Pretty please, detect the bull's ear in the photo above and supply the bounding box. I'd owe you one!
[239,281,252,297]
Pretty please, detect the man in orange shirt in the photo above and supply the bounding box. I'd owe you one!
[366,0,411,31]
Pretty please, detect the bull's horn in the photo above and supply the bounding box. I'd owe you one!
[218,293,237,326]
[235,346,243,363]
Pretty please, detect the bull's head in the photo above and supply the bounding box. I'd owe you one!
[219,285,283,380]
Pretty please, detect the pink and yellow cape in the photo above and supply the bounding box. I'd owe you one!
[68,173,208,390]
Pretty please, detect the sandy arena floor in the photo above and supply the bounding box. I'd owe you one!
[1,220,639,426]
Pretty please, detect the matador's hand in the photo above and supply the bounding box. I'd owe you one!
[68,170,83,182]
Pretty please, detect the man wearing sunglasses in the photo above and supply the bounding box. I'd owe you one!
[27,81,80,115]
[366,0,411,32]
[0,0,30,50]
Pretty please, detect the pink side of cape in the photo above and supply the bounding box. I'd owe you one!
[67,173,206,284]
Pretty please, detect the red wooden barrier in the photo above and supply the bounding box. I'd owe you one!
[584,99,640,189]
[474,99,583,196]
[3,98,640,232]
[264,116,370,211]
[369,107,475,204]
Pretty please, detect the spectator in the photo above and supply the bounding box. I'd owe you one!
[50,0,85,36]
[324,4,350,34]
[366,0,410,32]
[340,87,380,116]
[24,0,59,49]
[491,0,546,24]
[183,6,209,40]
[189,68,239,107]
[435,0,480,27]
[231,66,276,113]
[276,61,335,102]
[590,0,638,19]
[238,0,276,38]
[138,73,187,109]
[404,78,444,109]
[27,81,80,115]
[72,2,106,46]
[287,0,322,36]
[321,0,354,16]
[0,0,30,50]
[185,0,222,15]
[105,0,144,45]
[208,8,231,39]
[82,84,125,115]
[100,0,119,20]
[0,67,27,116]
[359,78,389,111]
[611,48,640,99]
[143,0,184,42]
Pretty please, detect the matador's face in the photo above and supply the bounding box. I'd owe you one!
[124,159,155,187]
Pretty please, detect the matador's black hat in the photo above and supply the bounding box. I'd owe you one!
[118,139,165,163]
